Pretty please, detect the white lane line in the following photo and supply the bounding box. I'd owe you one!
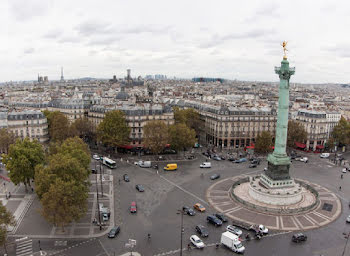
[98,239,110,256]
[159,175,208,206]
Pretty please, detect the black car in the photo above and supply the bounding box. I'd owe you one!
[123,174,130,182]
[215,213,228,222]
[108,226,120,238]
[210,174,220,180]
[91,169,97,174]
[183,206,196,216]
[228,156,236,162]
[195,225,209,237]
[292,233,307,243]
[203,152,210,157]
[249,163,257,168]
[135,184,144,192]
[207,215,223,226]
[251,159,260,165]
[219,155,226,160]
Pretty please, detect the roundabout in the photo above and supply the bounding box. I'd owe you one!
[206,175,342,231]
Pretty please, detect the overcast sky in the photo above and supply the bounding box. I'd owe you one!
[1,0,349,83]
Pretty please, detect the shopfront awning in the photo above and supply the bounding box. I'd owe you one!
[295,142,306,148]
[316,145,324,149]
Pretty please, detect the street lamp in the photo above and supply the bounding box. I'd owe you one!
[176,209,185,256]
[95,173,102,230]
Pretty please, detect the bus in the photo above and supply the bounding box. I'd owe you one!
[102,157,117,169]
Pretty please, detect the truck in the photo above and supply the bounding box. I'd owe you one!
[220,231,245,253]
[137,161,151,168]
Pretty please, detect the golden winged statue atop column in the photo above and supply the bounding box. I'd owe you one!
[282,41,288,59]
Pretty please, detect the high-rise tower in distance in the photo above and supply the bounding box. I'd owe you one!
[60,67,64,82]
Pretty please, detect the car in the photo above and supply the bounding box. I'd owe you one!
[202,152,210,157]
[235,158,247,163]
[251,159,261,165]
[320,153,330,158]
[190,235,205,249]
[93,154,100,160]
[123,174,130,182]
[346,215,350,223]
[108,226,120,238]
[183,206,196,216]
[187,155,195,160]
[226,225,243,236]
[228,156,236,162]
[212,155,222,161]
[250,224,269,234]
[249,163,257,168]
[207,215,223,226]
[130,201,137,213]
[135,184,145,192]
[194,203,206,212]
[210,174,220,180]
[195,225,209,237]
[215,213,228,222]
[102,212,109,221]
[91,169,97,174]
[292,233,307,243]
[219,155,226,160]
[200,162,211,168]
[300,157,308,163]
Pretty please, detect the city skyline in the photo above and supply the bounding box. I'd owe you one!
[1,0,349,83]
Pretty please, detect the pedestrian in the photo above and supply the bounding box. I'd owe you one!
[31,187,34,193]
[341,174,343,179]
[187,244,191,250]
[339,186,342,191]
[156,170,159,175]
[8,192,11,198]
[5,194,8,199]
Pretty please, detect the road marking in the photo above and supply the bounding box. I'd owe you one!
[159,175,208,206]
[98,239,110,256]
[16,237,32,256]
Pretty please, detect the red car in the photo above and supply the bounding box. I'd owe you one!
[130,201,137,213]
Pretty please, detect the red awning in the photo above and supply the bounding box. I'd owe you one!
[316,145,324,149]
[295,142,306,148]
[246,146,255,149]
[119,145,133,149]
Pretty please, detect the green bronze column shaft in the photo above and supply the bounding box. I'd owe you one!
[273,59,294,157]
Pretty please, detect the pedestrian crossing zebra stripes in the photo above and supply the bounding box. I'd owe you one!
[16,237,32,256]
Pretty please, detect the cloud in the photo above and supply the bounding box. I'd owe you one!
[43,28,63,39]
[58,36,81,44]
[121,25,172,35]
[9,0,52,21]
[198,29,275,49]
[23,47,35,54]
[75,21,113,36]
[324,45,350,58]
[87,36,120,46]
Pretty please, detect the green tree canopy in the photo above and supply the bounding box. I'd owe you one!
[143,120,169,155]
[332,117,350,146]
[0,201,15,252]
[287,120,307,148]
[3,138,45,191]
[43,111,73,142]
[168,123,196,151]
[40,179,88,230]
[0,128,15,154]
[173,107,201,134]
[97,110,130,148]
[255,131,273,153]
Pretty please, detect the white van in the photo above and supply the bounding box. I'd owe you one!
[221,231,245,253]
[200,162,211,168]
[137,161,151,168]
[320,153,330,158]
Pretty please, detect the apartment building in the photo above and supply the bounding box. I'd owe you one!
[48,99,88,122]
[7,110,49,143]
[88,103,174,146]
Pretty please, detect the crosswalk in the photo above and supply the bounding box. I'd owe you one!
[16,237,33,256]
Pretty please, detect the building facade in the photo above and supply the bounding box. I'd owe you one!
[7,110,49,143]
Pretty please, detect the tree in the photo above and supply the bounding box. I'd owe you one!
[97,110,130,148]
[71,117,95,142]
[0,201,15,254]
[173,107,201,134]
[35,137,90,199]
[168,123,196,152]
[40,179,88,231]
[255,131,273,153]
[3,138,45,192]
[143,120,169,156]
[44,111,72,142]
[332,117,350,146]
[0,128,15,154]
[287,120,307,148]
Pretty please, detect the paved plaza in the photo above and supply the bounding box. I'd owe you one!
[1,150,350,256]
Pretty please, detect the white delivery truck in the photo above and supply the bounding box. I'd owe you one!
[221,231,245,253]
[138,161,152,168]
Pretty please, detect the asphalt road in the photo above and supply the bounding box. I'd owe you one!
[34,151,350,256]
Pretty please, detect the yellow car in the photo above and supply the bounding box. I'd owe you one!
[194,203,206,212]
